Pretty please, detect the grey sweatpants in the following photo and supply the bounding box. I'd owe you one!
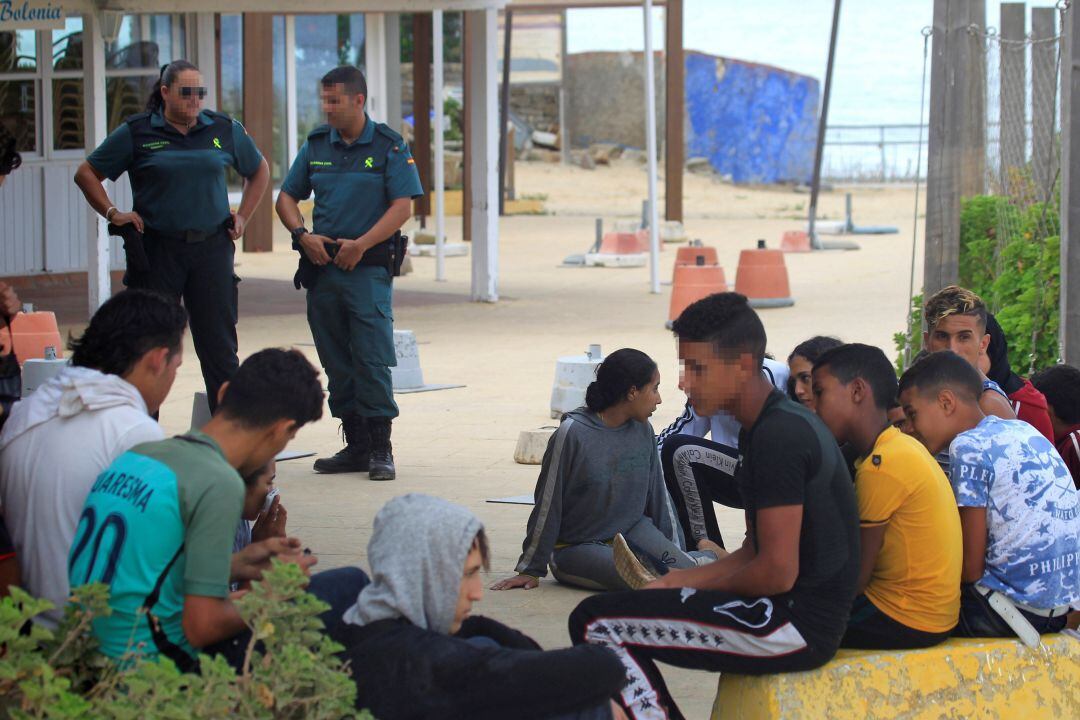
[548,516,709,591]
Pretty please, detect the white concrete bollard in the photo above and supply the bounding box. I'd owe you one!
[549,344,604,419]
[514,427,557,464]
[192,392,212,430]
[21,358,68,397]
[391,330,425,390]
[660,220,688,243]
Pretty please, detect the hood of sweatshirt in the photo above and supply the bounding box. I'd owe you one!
[563,406,629,430]
[343,494,483,634]
[986,314,1025,396]
[0,365,149,451]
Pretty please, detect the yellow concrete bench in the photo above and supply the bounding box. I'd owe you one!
[711,633,1079,719]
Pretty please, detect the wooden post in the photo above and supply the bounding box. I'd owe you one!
[413,13,433,218]
[242,13,274,253]
[1032,7,1056,196]
[999,3,1025,190]
[463,11,473,243]
[498,8,513,216]
[1061,2,1080,362]
[961,0,986,198]
[664,0,684,222]
[924,0,971,295]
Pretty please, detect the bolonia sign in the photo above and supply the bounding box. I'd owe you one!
[0,1,66,30]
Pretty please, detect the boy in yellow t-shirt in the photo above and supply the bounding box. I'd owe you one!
[812,343,962,648]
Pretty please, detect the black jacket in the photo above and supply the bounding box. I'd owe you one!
[336,615,625,720]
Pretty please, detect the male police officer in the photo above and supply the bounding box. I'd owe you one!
[276,66,422,481]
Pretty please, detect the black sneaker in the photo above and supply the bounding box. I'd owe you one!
[314,415,370,474]
[368,416,396,481]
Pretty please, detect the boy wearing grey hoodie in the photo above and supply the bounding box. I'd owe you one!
[335,494,628,720]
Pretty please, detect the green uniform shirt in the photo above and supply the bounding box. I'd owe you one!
[87,110,263,234]
[68,431,244,663]
[280,113,424,241]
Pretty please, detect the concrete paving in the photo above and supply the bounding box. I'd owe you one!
[45,164,920,718]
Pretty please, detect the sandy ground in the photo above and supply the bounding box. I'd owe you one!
[135,159,923,718]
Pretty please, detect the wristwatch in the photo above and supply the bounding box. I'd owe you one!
[290,225,309,250]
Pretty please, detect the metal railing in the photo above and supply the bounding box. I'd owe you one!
[822,123,928,183]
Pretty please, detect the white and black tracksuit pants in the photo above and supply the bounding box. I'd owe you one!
[660,435,743,550]
[569,589,834,720]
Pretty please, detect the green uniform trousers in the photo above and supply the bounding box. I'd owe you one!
[306,264,398,420]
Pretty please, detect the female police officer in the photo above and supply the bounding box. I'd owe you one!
[74,60,270,411]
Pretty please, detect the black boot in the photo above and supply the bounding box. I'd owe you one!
[313,414,370,474]
[368,417,396,481]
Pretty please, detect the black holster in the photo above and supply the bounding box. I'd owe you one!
[108,222,151,281]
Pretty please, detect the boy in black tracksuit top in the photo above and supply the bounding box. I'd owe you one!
[334,494,626,720]
[569,294,860,720]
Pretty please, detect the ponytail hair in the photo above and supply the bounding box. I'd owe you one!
[146,60,199,113]
[585,348,658,413]
[0,124,21,176]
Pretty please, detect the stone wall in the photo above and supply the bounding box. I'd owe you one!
[401,63,559,138]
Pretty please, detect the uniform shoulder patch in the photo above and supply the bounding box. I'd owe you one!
[307,124,332,139]
[202,109,235,126]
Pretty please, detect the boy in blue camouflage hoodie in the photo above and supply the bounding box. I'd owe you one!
[898,351,1079,637]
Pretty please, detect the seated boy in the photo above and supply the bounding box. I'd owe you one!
[334,493,627,720]
[69,348,355,668]
[982,314,1054,442]
[898,351,1079,637]
[811,343,962,648]
[1030,363,1080,487]
[570,294,860,720]
[656,357,789,550]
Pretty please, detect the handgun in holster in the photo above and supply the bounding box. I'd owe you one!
[108,222,151,282]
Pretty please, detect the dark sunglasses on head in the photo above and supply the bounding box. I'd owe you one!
[178,86,208,99]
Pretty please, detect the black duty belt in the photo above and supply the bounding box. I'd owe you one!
[145,218,233,244]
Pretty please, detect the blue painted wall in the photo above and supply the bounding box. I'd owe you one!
[685,52,820,185]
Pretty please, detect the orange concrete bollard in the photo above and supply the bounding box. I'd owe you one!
[598,231,649,255]
[780,230,811,253]
[8,311,63,363]
[734,242,795,309]
[668,264,728,325]
[674,245,719,268]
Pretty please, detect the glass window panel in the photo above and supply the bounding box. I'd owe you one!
[0,79,36,152]
[52,17,84,71]
[106,75,156,132]
[0,30,37,73]
[272,15,286,183]
[106,14,175,70]
[219,15,243,191]
[294,14,365,142]
[52,78,83,149]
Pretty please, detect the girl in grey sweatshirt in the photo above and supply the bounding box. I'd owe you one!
[494,349,715,592]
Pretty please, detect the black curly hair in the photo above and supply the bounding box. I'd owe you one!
[0,124,22,176]
[218,348,325,430]
[69,289,188,376]
[670,292,766,364]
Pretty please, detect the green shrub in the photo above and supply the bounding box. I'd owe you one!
[896,194,1061,375]
[0,563,371,720]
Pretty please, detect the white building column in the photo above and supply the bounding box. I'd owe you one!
[193,13,219,112]
[383,12,402,132]
[364,12,388,123]
[466,8,499,303]
[83,11,110,313]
